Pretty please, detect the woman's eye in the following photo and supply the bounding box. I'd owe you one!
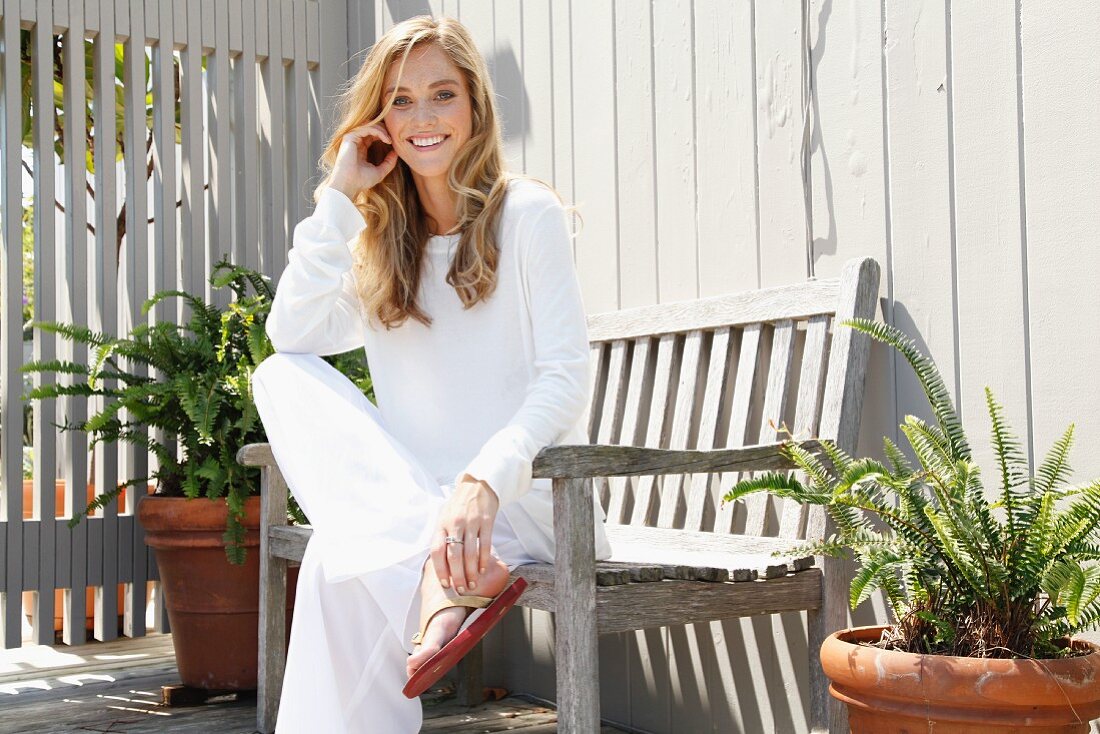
[393,96,410,106]
[437,91,455,100]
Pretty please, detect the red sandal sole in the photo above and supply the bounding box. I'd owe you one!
[402,576,528,699]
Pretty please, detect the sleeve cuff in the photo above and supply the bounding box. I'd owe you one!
[314,187,367,244]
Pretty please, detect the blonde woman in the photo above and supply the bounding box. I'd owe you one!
[251,15,613,733]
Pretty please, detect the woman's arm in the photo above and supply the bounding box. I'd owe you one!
[266,187,369,355]
[455,196,591,507]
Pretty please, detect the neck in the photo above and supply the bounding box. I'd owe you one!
[412,171,458,236]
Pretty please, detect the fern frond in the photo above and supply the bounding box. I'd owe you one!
[843,318,969,460]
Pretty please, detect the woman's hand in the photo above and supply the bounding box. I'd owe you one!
[431,474,500,594]
[329,122,399,199]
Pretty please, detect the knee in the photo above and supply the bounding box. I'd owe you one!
[252,352,323,390]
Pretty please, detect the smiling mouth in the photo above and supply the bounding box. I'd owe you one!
[409,135,449,151]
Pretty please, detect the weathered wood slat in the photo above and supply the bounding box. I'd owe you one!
[606,337,651,524]
[779,314,830,539]
[656,330,705,529]
[712,323,761,533]
[743,319,796,536]
[583,342,605,442]
[592,571,823,635]
[594,340,630,511]
[684,327,734,531]
[628,334,676,525]
[586,277,841,342]
[532,439,821,479]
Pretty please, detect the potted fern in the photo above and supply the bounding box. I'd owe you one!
[724,319,1100,733]
[21,257,369,689]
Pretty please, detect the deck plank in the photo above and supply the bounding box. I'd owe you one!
[0,634,631,732]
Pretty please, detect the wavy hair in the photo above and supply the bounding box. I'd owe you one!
[312,15,568,330]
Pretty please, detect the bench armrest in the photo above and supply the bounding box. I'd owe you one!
[531,439,824,479]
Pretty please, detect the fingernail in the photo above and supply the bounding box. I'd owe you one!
[480,567,486,574]
[441,579,449,588]
[469,580,477,589]
[457,586,465,593]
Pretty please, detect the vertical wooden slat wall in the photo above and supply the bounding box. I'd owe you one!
[0,0,329,650]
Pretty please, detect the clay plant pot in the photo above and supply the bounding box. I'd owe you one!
[820,625,1100,733]
[137,494,297,690]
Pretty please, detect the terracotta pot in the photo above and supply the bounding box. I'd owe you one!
[820,625,1100,733]
[21,479,134,633]
[138,494,297,690]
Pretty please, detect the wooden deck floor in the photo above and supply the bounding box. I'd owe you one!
[0,634,624,733]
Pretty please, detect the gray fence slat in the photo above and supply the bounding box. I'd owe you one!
[122,0,150,641]
[20,0,56,650]
[260,0,281,275]
[235,0,260,272]
[254,0,271,272]
[182,0,205,302]
[289,0,307,253]
[49,0,90,648]
[0,0,22,617]
[209,0,232,310]
[92,0,120,642]
[153,0,176,326]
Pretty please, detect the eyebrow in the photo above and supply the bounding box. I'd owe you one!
[384,79,461,96]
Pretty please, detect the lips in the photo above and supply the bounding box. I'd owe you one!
[409,134,449,150]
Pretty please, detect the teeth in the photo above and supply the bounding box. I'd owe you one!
[411,135,445,147]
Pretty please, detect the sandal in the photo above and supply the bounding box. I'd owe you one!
[402,576,528,699]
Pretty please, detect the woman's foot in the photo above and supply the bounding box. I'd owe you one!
[406,556,511,679]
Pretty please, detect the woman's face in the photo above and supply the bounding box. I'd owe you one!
[381,43,473,182]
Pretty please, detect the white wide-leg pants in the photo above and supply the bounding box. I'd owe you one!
[251,353,538,734]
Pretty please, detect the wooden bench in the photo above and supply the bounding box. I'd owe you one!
[238,256,880,734]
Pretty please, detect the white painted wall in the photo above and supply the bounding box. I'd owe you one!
[364,1,1100,731]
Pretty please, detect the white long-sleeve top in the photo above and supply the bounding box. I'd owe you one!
[265,178,612,563]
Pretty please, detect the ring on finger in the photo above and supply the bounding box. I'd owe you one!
[445,535,464,545]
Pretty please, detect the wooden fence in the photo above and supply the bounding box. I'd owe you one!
[0,0,337,650]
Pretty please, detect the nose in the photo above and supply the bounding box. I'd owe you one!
[413,101,436,125]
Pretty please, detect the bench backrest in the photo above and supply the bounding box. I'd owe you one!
[582,257,879,542]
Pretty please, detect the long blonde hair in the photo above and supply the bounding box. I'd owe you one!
[314,15,558,330]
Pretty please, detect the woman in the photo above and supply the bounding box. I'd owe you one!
[251,15,613,733]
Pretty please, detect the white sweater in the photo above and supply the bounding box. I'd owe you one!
[266,178,612,562]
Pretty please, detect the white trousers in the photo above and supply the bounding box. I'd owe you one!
[251,353,538,734]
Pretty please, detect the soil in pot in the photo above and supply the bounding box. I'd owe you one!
[138,494,297,690]
[820,625,1100,733]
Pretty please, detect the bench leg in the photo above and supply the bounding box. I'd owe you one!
[455,640,484,705]
[808,557,847,734]
[553,477,600,733]
[258,466,290,734]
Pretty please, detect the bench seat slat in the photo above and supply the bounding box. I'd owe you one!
[532,439,824,478]
[514,570,824,634]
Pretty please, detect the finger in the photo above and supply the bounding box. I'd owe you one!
[430,529,450,589]
[369,124,393,144]
[379,148,399,175]
[477,519,494,576]
[447,535,468,592]
[463,526,480,588]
